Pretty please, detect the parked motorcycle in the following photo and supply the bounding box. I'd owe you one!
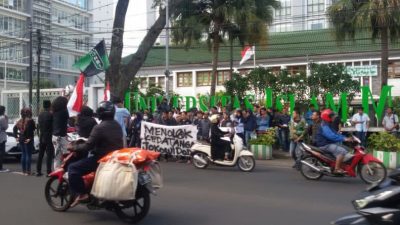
[44,137,158,224]
[332,169,400,225]
[298,136,387,184]
[191,128,255,172]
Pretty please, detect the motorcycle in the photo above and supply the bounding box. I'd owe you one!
[44,136,159,224]
[332,169,400,225]
[191,128,256,172]
[298,135,387,184]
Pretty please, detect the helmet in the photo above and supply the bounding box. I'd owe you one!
[64,84,74,96]
[209,114,219,124]
[96,101,115,120]
[321,109,335,123]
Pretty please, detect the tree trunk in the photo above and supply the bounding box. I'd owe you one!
[380,27,389,88]
[107,0,185,99]
[106,0,129,99]
[210,29,220,96]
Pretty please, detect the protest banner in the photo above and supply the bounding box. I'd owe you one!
[140,122,198,157]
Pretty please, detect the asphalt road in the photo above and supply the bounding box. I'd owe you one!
[0,156,367,225]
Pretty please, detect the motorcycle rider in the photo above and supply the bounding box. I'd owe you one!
[210,114,232,161]
[315,109,352,174]
[68,101,123,207]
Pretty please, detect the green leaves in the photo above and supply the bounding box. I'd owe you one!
[249,128,276,145]
[368,132,400,152]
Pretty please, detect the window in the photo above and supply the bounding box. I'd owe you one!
[217,71,230,85]
[149,77,156,87]
[0,0,26,12]
[197,71,211,86]
[275,0,291,18]
[140,78,148,88]
[177,72,192,87]
[307,0,324,14]
[158,77,165,88]
[311,23,323,30]
[271,23,293,32]
[389,61,400,78]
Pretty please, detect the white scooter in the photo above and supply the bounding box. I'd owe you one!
[191,128,256,172]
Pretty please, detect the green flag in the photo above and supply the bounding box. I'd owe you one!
[73,40,110,77]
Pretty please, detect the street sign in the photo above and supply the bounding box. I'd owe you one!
[346,65,378,77]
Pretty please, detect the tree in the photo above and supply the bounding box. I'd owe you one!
[106,0,186,99]
[33,79,57,89]
[307,63,360,102]
[327,0,400,89]
[171,0,279,96]
[247,67,278,99]
[224,72,249,100]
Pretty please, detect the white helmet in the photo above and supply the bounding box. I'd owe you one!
[64,84,74,96]
[209,114,219,124]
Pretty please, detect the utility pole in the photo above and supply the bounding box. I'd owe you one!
[28,19,33,109]
[164,0,170,101]
[36,29,42,115]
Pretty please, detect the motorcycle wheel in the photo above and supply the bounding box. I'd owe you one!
[359,161,387,185]
[238,156,255,172]
[45,176,73,212]
[115,185,151,223]
[192,152,208,169]
[300,156,324,180]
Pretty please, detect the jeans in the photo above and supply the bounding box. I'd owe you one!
[20,141,34,173]
[278,128,290,152]
[0,141,5,170]
[245,131,254,149]
[53,135,68,170]
[290,141,302,167]
[356,131,367,147]
[37,140,55,175]
[68,156,98,195]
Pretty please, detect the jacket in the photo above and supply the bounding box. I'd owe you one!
[314,121,345,147]
[243,114,258,132]
[38,110,53,143]
[52,109,69,136]
[75,120,123,158]
[0,115,8,143]
[77,116,97,138]
[13,119,36,142]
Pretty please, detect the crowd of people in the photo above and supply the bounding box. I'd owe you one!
[0,94,399,176]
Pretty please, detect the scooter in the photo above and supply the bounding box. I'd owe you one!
[332,169,400,225]
[45,137,159,224]
[191,128,256,172]
[298,135,387,184]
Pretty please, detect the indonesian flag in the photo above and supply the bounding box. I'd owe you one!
[239,46,255,65]
[104,81,110,101]
[67,73,85,117]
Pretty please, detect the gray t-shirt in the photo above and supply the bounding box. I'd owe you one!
[0,115,8,143]
[382,114,399,132]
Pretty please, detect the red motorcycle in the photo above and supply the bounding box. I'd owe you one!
[298,135,387,184]
[45,139,160,224]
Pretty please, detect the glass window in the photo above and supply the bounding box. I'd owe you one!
[217,71,230,85]
[197,71,211,86]
[158,77,165,88]
[275,0,291,18]
[177,72,192,87]
[149,77,156,86]
[140,78,148,88]
[307,0,324,14]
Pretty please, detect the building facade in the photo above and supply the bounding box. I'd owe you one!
[0,0,96,92]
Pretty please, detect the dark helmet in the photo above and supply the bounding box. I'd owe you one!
[96,101,115,120]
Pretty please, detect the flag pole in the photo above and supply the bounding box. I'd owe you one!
[253,45,256,69]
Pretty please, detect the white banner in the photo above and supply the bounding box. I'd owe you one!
[140,122,198,156]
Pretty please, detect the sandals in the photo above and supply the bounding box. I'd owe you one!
[333,169,346,174]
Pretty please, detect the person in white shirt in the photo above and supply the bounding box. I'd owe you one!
[351,108,370,147]
[382,107,399,136]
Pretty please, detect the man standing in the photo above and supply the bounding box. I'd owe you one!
[0,106,8,173]
[383,107,399,136]
[277,107,291,152]
[52,96,69,169]
[113,97,130,147]
[304,104,315,126]
[351,108,370,147]
[37,100,54,176]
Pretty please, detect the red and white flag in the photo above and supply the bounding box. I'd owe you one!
[239,46,255,65]
[67,73,85,117]
[104,81,110,101]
